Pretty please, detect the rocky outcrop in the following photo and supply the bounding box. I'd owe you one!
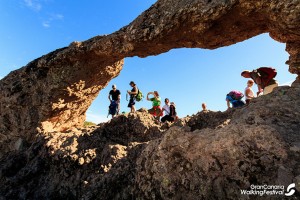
[0,85,299,199]
[0,0,300,199]
[134,84,300,199]
[1,0,300,156]
[0,111,166,199]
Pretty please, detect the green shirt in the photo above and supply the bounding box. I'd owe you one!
[150,97,161,107]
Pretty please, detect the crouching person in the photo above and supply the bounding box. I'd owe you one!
[226,90,245,109]
[161,102,177,123]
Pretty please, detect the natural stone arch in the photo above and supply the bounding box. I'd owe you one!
[0,0,299,156]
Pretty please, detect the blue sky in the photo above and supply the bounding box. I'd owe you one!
[0,1,297,123]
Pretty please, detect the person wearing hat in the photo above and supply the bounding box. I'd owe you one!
[241,67,278,96]
[108,84,121,116]
[127,81,138,113]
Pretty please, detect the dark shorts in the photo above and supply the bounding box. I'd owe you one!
[232,100,245,108]
[161,115,175,123]
[128,98,135,108]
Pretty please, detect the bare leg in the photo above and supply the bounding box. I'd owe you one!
[131,105,136,113]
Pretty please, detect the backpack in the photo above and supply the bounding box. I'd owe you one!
[228,90,244,101]
[257,67,277,87]
[232,99,245,108]
[135,89,143,102]
[108,101,118,116]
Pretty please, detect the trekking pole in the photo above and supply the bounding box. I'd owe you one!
[126,93,128,101]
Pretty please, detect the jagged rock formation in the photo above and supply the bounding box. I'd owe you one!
[0,85,299,199]
[135,85,300,199]
[0,0,300,199]
[0,111,166,199]
[1,0,300,156]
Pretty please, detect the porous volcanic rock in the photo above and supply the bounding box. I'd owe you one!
[0,111,166,199]
[0,85,299,199]
[1,0,300,157]
[134,84,300,199]
[176,109,236,131]
[0,0,300,199]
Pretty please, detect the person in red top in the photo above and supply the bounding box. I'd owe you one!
[241,67,278,96]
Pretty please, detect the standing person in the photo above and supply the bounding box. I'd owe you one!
[245,80,255,105]
[108,84,121,117]
[241,67,278,96]
[127,81,138,113]
[147,91,162,120]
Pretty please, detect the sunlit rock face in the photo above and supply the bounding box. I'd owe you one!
[0,85,299,199]
[0,0,300,198]
[0,53,123,157]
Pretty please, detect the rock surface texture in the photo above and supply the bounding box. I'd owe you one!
[0,86,300,199]
[135,85,300,199]
[1,0,300,155]
[0,0,300,199]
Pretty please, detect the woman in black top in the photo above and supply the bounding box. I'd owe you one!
[127,81,138,113]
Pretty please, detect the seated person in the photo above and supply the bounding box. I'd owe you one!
[161,102,177,123]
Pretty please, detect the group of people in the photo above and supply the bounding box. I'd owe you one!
[226,67,278,109]
[108,81,177,123]
[146,91,177,122]
[108,67,278,119]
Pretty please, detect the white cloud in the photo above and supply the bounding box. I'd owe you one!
[24,0,42,12]
[23,0,64,28]
[42,21,50,28]
[86,110,110,124]
[42,13,64,28]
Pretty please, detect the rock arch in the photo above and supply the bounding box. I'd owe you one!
[0,0,300,156]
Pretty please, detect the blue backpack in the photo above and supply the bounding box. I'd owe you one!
[226,93,245,108]
[108,100,118,116]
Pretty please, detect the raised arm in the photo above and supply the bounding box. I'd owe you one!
[146,92,153,101]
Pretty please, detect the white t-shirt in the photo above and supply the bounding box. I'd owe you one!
[162,104,170,116]
[245,86,254,100]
